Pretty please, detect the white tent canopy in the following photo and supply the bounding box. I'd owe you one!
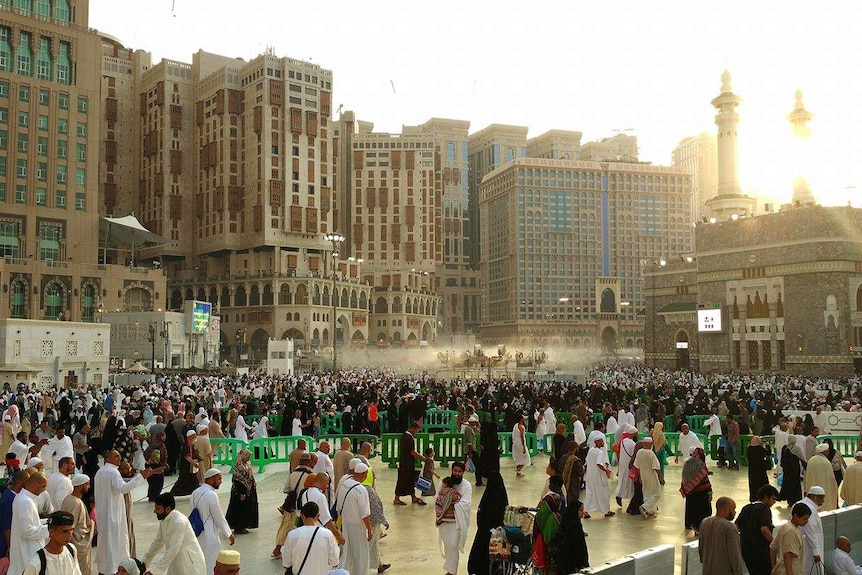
[99,215,170,265]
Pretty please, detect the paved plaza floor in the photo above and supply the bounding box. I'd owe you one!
[122,448,803,575]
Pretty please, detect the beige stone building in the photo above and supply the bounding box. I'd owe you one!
[479,157,692,350]
[580,132,638,162]
[0,0,165,385]
[644,205,862,377]
[672,132,718,223]
[525,129,582,160]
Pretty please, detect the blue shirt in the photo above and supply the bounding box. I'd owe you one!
[0,487,18,557]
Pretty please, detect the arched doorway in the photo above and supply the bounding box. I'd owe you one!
[600,326,617,353]
[675,331,690,370]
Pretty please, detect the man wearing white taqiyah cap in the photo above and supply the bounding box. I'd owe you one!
[584,430,614,518]
[634,436,664,518]
[803,443,839,511]
[840,451,862,505]
[800,485,827,575]
[190,466,234,575]
[614,424,638,508]
[194,423,213,482]
[214,549,240,575]
[336,459,372,575]
[61,474,93,575]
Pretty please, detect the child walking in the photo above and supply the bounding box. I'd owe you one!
[421,446,440,496]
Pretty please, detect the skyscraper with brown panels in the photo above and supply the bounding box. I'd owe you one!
[117,51,372,362]
[0,0,164,325]
[333,113,441,347]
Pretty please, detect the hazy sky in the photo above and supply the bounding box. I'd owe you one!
[89,0,862,207]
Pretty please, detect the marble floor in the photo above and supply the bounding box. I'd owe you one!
[123,451,796,575]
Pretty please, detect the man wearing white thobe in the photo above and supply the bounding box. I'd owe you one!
[234,411,251,441]
[800,487,826,575]
[675,424,703,464]
[572,417,587,446]
[94,450,155,575]
[438,461,472,575]
[832,536,862,575]
[615,426,637,504]
[142,494,206,575]
[584,431,613,517]
[283,502,340,575]
[337,462,372,575]
[773,422,789,475]
[635,437,663,517]
[296,473,344,545]
[840,452,862,505]
[704,413,722,438]
[803,444,839,511]
[46,456,75,510]
[9,472,49,575]
[814,407,830,435]
[191,469,234,575]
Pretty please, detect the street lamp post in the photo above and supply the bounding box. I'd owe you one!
[325,232,345,372]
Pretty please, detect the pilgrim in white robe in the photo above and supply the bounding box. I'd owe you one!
[94,463,147,574]
[615,437,636,500]
[190,483,233,575]
[46,471,73,510]
[634,448,662,515]
[438,478,472,575]
[337,477,371,575]
[803,453,839,510]
[282,525,340,574]
[840,461,862,505]
[799,496,824,575]
[584,446,611,515]
[61,493,93,575]
[9,488,49,575]
[831,547,862,575]
[511,422,531,467]
[141,509,206,575]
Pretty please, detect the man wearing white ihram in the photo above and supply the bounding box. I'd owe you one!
[584,430,615,518]
[438,461,472,575]
[337,461,372,575]
[512,415,531,477]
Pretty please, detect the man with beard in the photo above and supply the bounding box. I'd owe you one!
[142,493,206,575]
[61,474,93,575]
[699,497,743,574]
[191,469,234,575]
[438,461,472,575]
[799,486,827,575]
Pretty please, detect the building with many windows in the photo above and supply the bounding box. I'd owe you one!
[672,132,718,224]
[0,0,165,386]
[479,157,692,349]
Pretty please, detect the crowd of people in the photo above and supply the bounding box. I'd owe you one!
[0,360,859,574]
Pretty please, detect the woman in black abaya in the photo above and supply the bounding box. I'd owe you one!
[467,471,508,575]
[555,499,589,573]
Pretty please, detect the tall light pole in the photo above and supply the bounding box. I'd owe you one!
[325,232,345,372]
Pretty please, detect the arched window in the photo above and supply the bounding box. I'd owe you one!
[10,280,26,318]
[295,285,308,304]
[54,0,71,22]
[45,283,63,319]
[857,285,862,312]
[279,285,291,305]
[600,288,616,313]
[170,289,182,310]
[312,285,321,306]
[359,292,368,310]
[125,287,151,312]
[234,286,247,307]
[221,286,231,308]
[249,285,260,306]
[262,284,273,305]
[375,297,388,314]
[81,284,95,322]
[392,296,402,313]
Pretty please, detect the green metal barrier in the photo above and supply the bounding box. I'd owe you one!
[592,413,604,426]
[818,435,859,458]
[556,413,572,431]
[249,435,315,473]
[525,432,539,458]
[499,432,513,457]
[317,434,380,458]
[210,438,248,471]
[380,432,431,468]
[377,411,388,435]
[707,433,756,466]
[320,413,343,434]
[477,411,491,424]
[664,415,676,431]
[424,410,459,433]
[433,433,464,467]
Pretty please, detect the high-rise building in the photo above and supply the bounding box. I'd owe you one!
[479,157,692,349]
[120,50,374,364]
[0,0,165,385]
[672,132,718,223]
[467,124,528,270]
[332,113,440,346]
[580,133,638,162]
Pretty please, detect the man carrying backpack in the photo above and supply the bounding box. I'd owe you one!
[23,511,80,575]
[272,452,314,559]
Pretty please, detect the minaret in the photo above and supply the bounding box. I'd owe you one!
[788,89,815,206]
[704,69,757,219]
